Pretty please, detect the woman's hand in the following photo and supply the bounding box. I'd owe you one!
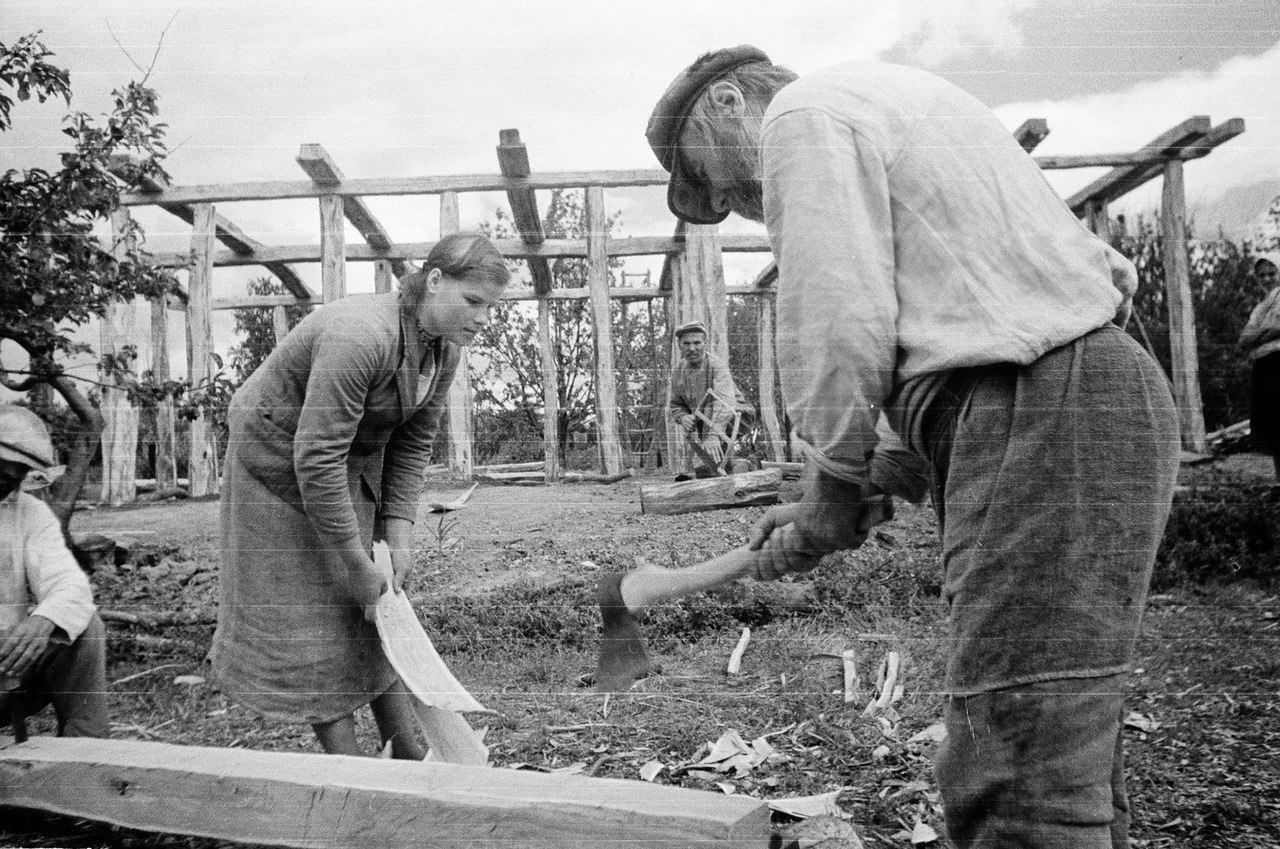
[337,545,388,620]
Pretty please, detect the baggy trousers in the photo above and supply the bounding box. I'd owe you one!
[913,326,1180,848]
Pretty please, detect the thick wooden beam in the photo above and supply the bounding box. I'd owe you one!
[440,191,475,479]
[108,156,313,303]
[297,144,408,279]
[677,225,729,365]
[151,289,178,492]
[1160,160,1207,452]
[537,298,561,482]
[101,209,141,507]
[756,293,785,462]
[1066,116,1211,215]
[374,259,395,294]
[1013,118,1049,152]
[640,468,783,516]
[144,234,774,270]
[319,194,347,302]
[586,186,625,476]
[497,129,554,295]
[0,738,773,849]
[187,204,219,497]
[272,306,290,345]
[120,168,672,207]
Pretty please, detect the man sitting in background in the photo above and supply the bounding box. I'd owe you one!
[0,405,108,739]
[666,321,750,480]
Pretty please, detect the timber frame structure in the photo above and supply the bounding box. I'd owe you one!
[95,117,1243,503]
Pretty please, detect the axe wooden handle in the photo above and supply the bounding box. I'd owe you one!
[620,545,759,611]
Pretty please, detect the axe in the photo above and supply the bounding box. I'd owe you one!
[594,544,763,693]
[593,494,894,692]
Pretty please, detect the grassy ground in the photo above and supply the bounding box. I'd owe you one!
[3,464,1279,848]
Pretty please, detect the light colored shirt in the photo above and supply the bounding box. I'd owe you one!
[762,60,1130,485]
[0,490,96,640]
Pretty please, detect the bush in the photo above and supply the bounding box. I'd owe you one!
[1154,474,1280,589]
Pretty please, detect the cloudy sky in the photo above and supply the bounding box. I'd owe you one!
[3,0,1279,371]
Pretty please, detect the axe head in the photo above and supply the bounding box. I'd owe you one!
[594,571,660,692]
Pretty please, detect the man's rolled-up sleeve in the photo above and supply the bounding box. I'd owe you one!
[763,108,898,486]
[25,500,95,641]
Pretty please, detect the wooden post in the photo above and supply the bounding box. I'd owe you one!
[151,291,178,493]
[663,285,686,473]
[585,186,624,475]
[187,204,219,496]
[680,224,730,363]
[538,299,561,482]
[1085,200,1111,240]
[374,259,395,294]
[101,209,141,506]
[756,292,785,462]
[440,191,474,478]
[1160,160,1207,452]
[319,194,346,303]
[272,305,290,345]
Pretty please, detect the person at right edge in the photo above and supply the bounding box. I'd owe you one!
[646,46,1180,847]
[1240,252,1280,490]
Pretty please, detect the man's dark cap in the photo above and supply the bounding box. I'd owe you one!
[646,45,771,225]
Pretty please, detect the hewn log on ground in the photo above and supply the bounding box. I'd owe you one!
[640,468,783,517]
[562,469,634,484]
[0,738,774,849]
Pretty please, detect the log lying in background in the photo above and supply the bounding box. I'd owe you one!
[562,469,635,484]
[0,738,774,849]
[473,461,545,474]
[474,471,546,485]
[640,468,783,517]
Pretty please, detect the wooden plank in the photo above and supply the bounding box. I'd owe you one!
[120,168,673,207]
[1066,116,1211,215]
[440,191,475,479]
[756,293,785,462]
[272,305,290,345]
[187,204,219,497]
[374,259,395,294]
[151,290,178,492]
[473,461,545,474]
[586,186,624,476]
[0,737,774,849]
[297,144,408,279]
[1013,118,1049,152]
[101,209,141,506]
[144,234,759,269]
[537,298,561,482]
[1160,160,1207,452]
[640,468,783,516]
[205,286,771,311]
[497,129,554,295]
[663,286,686,472]
[108,156,313,303]
[319,194,347,302]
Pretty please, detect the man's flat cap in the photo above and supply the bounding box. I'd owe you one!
[646,45,771,225]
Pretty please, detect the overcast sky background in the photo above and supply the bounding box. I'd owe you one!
[3,0,1279,378]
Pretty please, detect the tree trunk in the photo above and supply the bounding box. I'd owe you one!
[46,373,104,535]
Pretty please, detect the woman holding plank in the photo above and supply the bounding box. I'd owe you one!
[210,232,509,757]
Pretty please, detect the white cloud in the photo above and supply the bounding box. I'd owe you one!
[994,43,1280,233]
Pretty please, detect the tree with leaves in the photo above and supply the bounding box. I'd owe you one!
[471,189,660,464]
[0,33,180,532]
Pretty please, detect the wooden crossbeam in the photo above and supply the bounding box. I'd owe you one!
[1014,118,1050,152]
[1066,116,1211,215]
[142,233,774,269]
[0,738,773,848]
[297,144,408,278]
[497,129,554,294]
[108,156,314,303]
[120,168,671,207]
